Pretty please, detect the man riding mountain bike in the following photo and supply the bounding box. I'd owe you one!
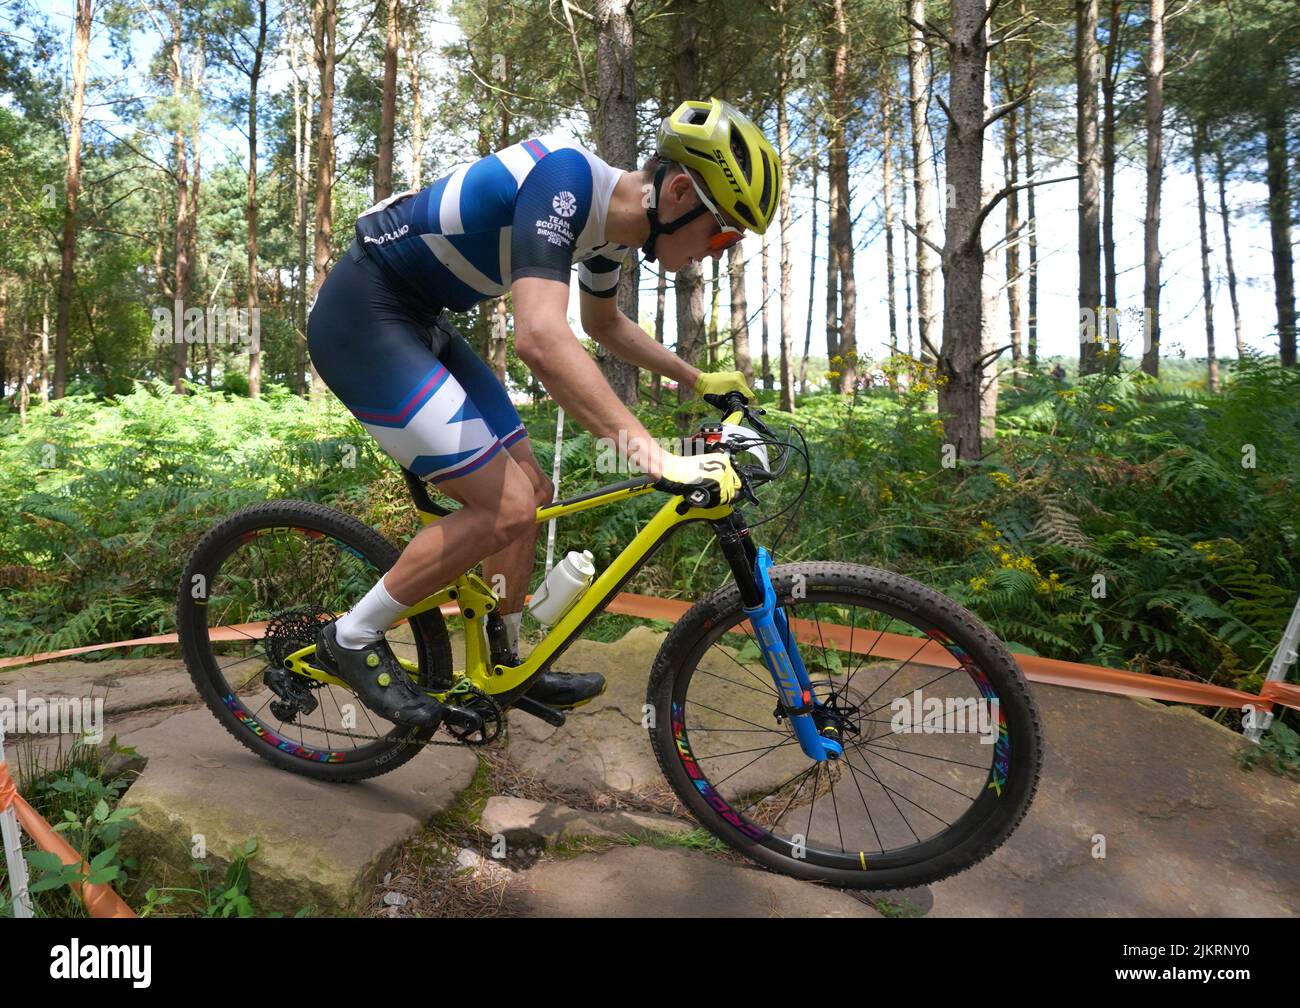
[306,98,782,729]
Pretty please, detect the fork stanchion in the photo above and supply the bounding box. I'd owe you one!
[0,724,34,918]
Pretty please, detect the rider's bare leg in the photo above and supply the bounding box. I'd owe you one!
[437,438,552,636]
[381,447,538,609]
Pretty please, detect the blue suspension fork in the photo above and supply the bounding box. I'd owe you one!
[711,515,842,762]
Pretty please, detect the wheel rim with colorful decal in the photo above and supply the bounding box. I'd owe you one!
[176,500,453,777]
[651,566,1042,887]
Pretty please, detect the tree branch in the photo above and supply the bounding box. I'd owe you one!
[903,219,944,257]
[970,173,1078,245]
[974,0,1005,42]
[984,88,1032,129]
[903,15,952,49]
[934,91,952,123]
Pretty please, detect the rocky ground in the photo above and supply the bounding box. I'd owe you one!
[4,625,1296,917]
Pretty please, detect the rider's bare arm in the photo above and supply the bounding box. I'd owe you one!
[579,289,701,390]
[514,275,668,479]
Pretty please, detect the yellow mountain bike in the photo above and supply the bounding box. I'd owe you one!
[176,392,1043,889]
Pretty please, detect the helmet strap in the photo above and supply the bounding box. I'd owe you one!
[641,162,709,263]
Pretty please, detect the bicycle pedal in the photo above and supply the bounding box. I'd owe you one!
[513,695,566,727]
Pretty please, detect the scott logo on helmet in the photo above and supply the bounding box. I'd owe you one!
[712,148,744,197]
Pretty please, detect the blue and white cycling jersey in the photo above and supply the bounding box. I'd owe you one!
[355,133,631,311]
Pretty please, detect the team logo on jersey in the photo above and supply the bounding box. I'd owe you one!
[552,191,577,217]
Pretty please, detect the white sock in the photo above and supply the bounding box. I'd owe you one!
[335,575,408,649]
[482,611,523,653]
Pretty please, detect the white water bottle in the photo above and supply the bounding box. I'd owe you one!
[528,550,596,626]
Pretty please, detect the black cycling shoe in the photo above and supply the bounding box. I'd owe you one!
[314,620,445,728]
[525,669,607,709]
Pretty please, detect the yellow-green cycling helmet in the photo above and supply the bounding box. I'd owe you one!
[656,98,781,234]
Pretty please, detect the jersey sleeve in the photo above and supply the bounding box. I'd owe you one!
[510,148,594,286]
[577,246,630,299]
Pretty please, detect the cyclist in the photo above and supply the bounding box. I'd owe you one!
[306,98,781,728]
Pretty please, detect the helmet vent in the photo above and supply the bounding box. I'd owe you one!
[759,148,773,215]
[730,129,752,181]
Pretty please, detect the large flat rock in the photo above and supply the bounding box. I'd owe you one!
[911,685,1300,917]
[0,657,197,723]
[478,796,694,846]
[503,626,688,794]
[509,845,880,917]
[116,707,478,917]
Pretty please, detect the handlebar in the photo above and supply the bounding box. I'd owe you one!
[649,391,796,508]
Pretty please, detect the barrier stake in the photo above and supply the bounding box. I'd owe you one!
[0,724,34,918]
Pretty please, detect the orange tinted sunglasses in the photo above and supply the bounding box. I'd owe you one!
[685,169,746,252]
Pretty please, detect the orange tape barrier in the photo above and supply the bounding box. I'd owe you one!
[2,592,1295,718]
[0,757,136,918]
[605,593,1300,714]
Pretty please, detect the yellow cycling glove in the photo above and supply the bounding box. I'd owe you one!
[654,451,742,506]
[693,370,755,401]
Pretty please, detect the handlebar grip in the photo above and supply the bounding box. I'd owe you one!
[652,477,717,508]
[703,390,750,413]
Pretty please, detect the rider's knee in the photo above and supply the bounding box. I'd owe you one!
[533,473,554,508]
[491,471,537,545]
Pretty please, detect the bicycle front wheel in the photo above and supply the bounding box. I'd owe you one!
[648,561,1043,890]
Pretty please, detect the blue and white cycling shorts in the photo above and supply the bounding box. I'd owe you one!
[307,239,528,485]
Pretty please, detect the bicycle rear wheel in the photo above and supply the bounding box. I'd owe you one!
[176,499,454,782]
[648,561,1043,890]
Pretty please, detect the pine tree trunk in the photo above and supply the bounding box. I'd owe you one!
[800,124,818,395]
[728,244,751,390]
[290,19,309,395]
[247,0,267,397]
[908,0,941,366]
[777,22,795,412]
[980,53,1001,442]
[707,257,719,370]
[594,0,640,403]
[1141,0,1164,377]
[1076,0,1102,375]
[40,289,50,404]
[190,33,205,387]
[171,11,190,393]
[760,227,771,391]
[1264,105,1297,366]
[938,0,991,462]
[653,268,666,403]
[54,0,91,400]
[404,18,424,187]
[1213,144,1244,361]
[1193,120,1218,391]
[491,297,508,383]
[824,140,839,371]
[311,0,337,397]
[882,76,900,381]
[830,0,856,393]
[375,0,399,201]
[1000,55,1023,367]
[1102,0,1121,361]
[900,129,915,386]
[1020,0,1038,369]
[671,0,704,411]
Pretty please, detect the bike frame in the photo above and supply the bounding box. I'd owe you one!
[293,412,842,761]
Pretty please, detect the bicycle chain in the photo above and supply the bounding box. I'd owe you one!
[295,678,505,750]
